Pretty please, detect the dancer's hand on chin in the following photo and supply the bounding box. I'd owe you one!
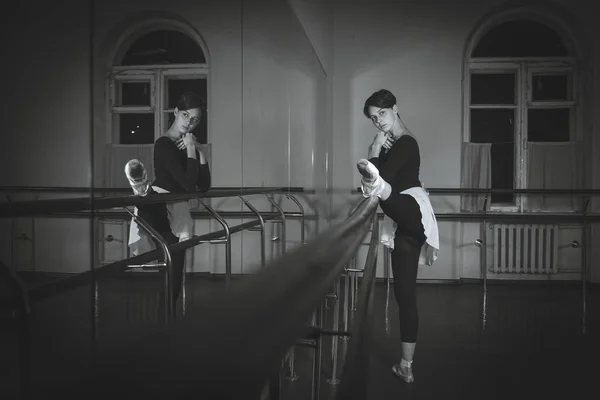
[176,133,197,150]
[382,135,395,150]
[370,131,394,157]
[182,132,197,148]
[372,131,388,149]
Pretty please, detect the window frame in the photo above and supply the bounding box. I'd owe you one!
[159,67,209,141]
[463,56,578,212]
[106,63,209,147]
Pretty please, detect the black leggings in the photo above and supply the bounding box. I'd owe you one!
[137,199,185,303]
[380,192,426,343]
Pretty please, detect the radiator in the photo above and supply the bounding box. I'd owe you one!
[490,224,558,274]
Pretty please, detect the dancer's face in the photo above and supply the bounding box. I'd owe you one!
[367,105,398,132]
[173,107,202,135]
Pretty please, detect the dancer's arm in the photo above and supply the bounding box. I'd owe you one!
[367,131,389,161]
[175,137,211,192]
[368,135,417,181]
[196,153,211,192]
[155,136,199,192]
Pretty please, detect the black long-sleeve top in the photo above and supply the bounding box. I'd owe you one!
[368,134,421,193]
[152,136,211,193]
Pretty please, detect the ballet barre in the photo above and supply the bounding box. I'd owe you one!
[0,186,320,400]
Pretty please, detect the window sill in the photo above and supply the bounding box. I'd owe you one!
[489,205,519,213]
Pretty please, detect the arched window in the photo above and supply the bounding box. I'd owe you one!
[471,20,569,57]
[109,28,209,145]
[463,14,581,211]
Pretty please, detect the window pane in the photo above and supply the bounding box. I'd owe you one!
[531,74,572,102]
[164,78,208,143]
[117,81,151,106]
[470,109,515,143]
[527,108,571,142]
[491,143,515,204]
[472,20,569,57]
[471,73,515,105]
[165,78,207,109]
[470,109,515,204]
[115,113,155,144]
[120,30,206,66]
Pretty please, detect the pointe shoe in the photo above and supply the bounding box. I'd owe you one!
[124,159,150,196]
[356,159,375,180]
[392,362,414,383]
[356,159,391,199]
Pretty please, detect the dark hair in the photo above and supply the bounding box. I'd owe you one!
[177,92,206,112]
[363,89,397,118]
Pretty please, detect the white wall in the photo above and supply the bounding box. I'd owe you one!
[0,1,93,274]
[0,2,93,188]
[287,0,334,75]
[287,0,335,228]
[217,0,328,273]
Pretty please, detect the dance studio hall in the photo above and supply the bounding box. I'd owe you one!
[1,0,599,399]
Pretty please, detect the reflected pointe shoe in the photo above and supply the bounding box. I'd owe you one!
[356,159,391,199]
[392,360,414,383]
[124,159,150,196]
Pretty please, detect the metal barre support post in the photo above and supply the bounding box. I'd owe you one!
[286,194,306,245]
[327,275,342,386]
[6,195,13,271]
[313,303,324,400]
[343,267,350,342]
[239,196,266,269]
[384,247,391,336]
[282,194,306,383]
[266,194,297,382]
[480,196,489,330]
[123,207,175,322]
[0,261,31,399]
[267,194,287,254]
[581,196,590,335]
[335,213,380,399]
[347,268,362,313]
[202,202,232,289]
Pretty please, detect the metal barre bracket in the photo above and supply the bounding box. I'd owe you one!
[198,239,228,245]
[127,263,166,269]
[345,268,363,273]
[266,194,286,255]
[239,196,266,269]
[201,201,232,288]
[285,194,306,246]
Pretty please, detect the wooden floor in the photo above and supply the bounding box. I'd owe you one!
[1,273,598,400]
[284,280,599,400]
